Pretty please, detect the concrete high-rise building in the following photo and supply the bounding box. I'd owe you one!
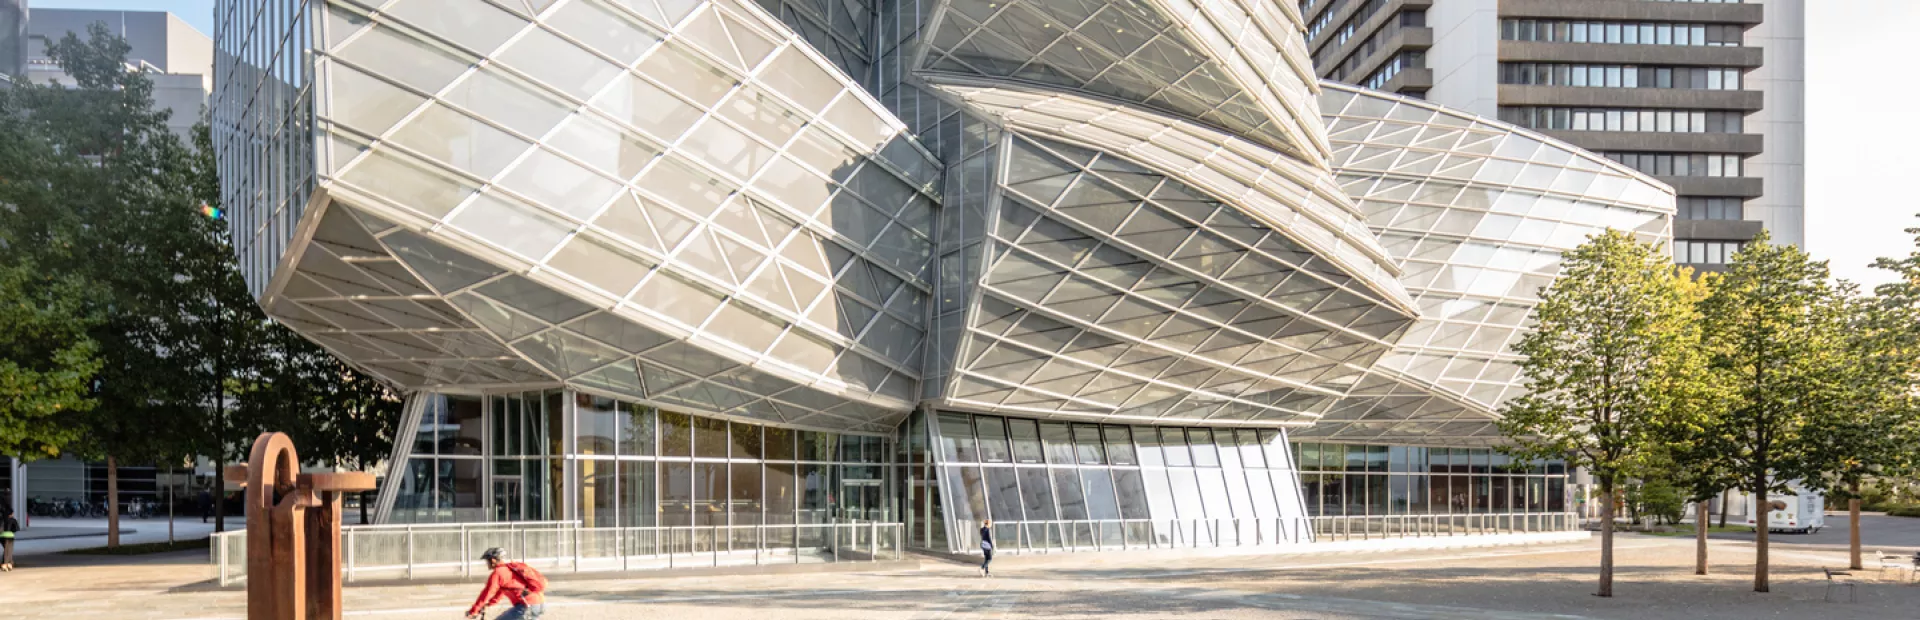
[26,8,213,139]
[1305,0,1804,270]
[0,0,25,86]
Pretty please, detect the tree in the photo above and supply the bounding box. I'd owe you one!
[1803,225,1920,570]
[0,263,99,461]
[1699,231,1850,593]
[1,23,408,539]
[1,24,230,546]
[1635,479,1685,525]
[1650,269,1739,575]
[1498,229,1714,597]
[181,120,281,533]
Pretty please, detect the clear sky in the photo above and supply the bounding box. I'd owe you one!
[27,0,1919,286]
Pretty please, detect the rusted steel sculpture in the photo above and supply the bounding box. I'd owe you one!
[224,433,375,620]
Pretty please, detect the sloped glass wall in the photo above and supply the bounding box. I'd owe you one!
[925,410,1312,553]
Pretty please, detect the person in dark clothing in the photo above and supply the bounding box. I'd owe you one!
[979,519,993,577]
[198,490,213,524]
[2,507,19,571]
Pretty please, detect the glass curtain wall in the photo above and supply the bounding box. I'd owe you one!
[388,389,896,532]
[488,391,566,522]
[1291,442,1572,539]
[391,393,495,523]
[927,410,1311,554]
[570,393,895,536]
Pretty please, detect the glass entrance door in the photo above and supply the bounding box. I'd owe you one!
[493,477,523,522]
[842,478,883,521]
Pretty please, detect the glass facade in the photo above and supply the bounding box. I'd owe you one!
[924,410,1310,552]
[1315,84,1673,443]
[216,0,1661,556]
[1291,442,1570,539]
[386,389,896,531]
[212,0,317,298]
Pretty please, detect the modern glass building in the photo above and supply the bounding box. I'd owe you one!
[211,0,1671,555]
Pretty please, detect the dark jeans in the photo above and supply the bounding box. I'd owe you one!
[980,548,992,574]
[496,603,544,620]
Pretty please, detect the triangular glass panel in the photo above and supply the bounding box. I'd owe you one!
[380,229,506,294]
[451,293,549,341]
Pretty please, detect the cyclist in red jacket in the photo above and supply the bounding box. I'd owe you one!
[467,548,546,619]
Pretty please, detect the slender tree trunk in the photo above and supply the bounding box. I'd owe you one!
[1598,479,1615,597]
[1754,477,1770,593]
[1718,491,1730,529]
[1849,481,1863,571]
[1695,499,1709,575]
[106,455,120,549]
[360,490,372,525]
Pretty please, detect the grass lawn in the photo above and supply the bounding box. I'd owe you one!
[1642,524,1756,537]
[63,537,211,555]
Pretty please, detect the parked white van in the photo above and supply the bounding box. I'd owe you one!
[1745,486,1826,534]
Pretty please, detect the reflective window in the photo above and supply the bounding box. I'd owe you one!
[1500,63,1742,90]
[1502,19,1743,47]
[923,412,1323,549]
[1498,106,1745,134]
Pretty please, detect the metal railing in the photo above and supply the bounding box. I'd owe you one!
[1308,512,1581,540]
[956,518,1315,554]
[953,513,1582,554]
[211,520,905,586]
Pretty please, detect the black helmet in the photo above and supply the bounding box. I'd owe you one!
[479,547,504,562]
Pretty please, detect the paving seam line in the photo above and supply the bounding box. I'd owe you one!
[1121,541,1671,580]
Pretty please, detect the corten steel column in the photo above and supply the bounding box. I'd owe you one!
[225,433,374,620]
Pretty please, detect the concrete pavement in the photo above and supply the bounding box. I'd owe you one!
[11,517,218,555]
[6,518,1920,619]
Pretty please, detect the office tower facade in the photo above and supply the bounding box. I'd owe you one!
[211,0,1668,553]
[25,9,213,139]
[0,0,24,85]
[1305,0,1804,270]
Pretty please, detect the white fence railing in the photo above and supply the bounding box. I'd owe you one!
[211,520,905,586]
[957,518,1312,554]
[1308,512,1582,541]
[953,513,1581,554]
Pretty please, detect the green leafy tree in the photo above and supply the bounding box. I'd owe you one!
[1650,269,1740,575]
[1498,229,1714,597]
[0,75,105,462]
[0,263,100,461]
[1803,225,1920,569]
[180,120,283,532]
[0,24,212,546]
[1699,231,1851,593]
[1636,479,1685,525]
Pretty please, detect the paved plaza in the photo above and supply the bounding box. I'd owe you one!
[6,517,1920,619]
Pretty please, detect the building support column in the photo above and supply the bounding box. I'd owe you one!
[8,457,23,527]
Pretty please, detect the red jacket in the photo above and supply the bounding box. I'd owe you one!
[468,564,545,615]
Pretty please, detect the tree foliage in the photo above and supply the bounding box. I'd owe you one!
[0,263,100,461]
[1498,229,1714,597]
[0,24,403,534]
[0,24,208,470]
[1698,231,1850,593]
